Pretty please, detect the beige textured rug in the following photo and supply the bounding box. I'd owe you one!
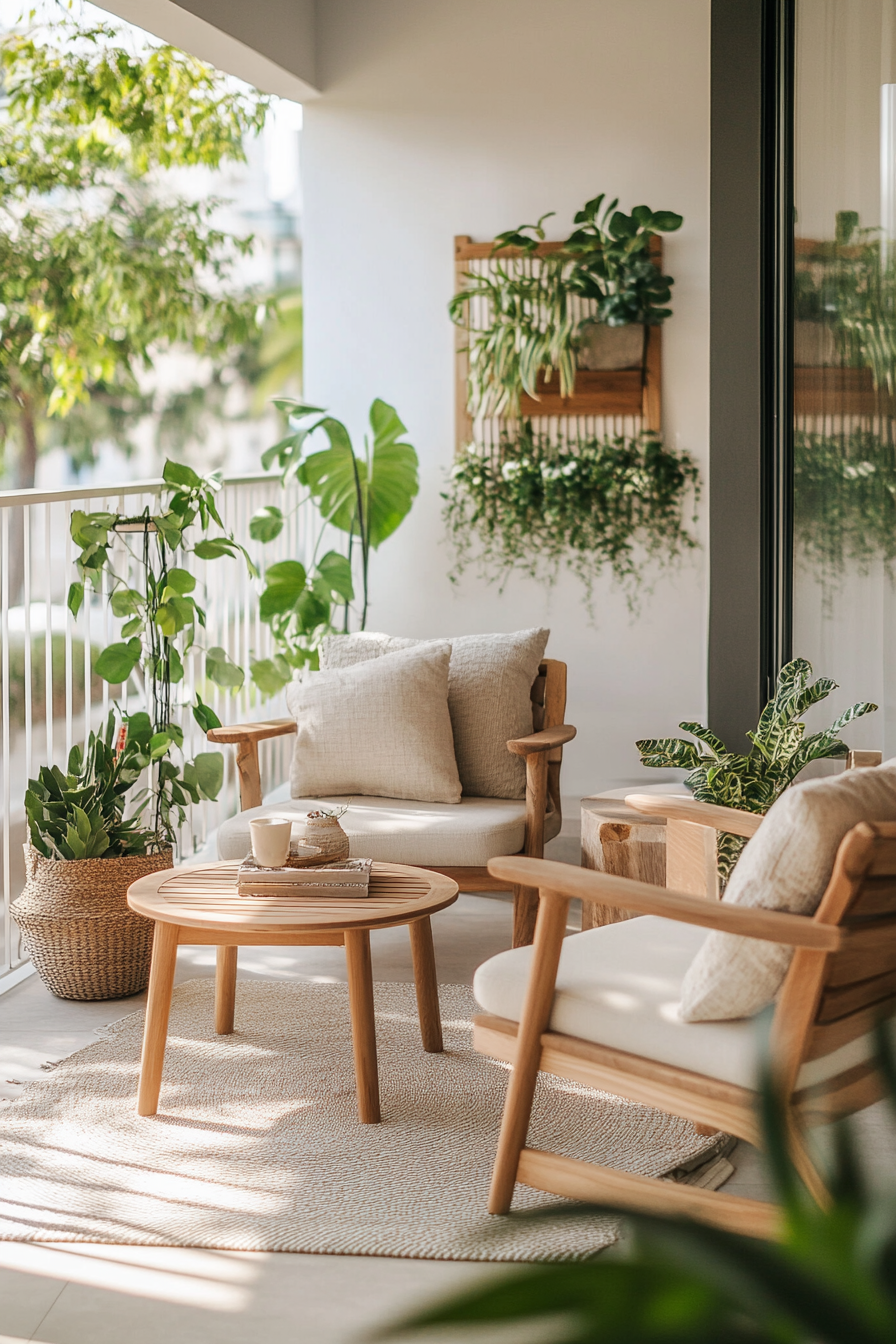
[0,980,732,1260]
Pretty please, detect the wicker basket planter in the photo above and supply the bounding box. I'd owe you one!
[12,844,173,1001]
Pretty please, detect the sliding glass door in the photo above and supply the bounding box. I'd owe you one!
[791,0,896,751]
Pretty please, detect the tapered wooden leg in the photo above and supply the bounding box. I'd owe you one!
[344,929,381,1123]
[512,885,539,947]
[409,917,443,1052]
[489,893,569,1213]
[215,945,238,1034]
[788,1119,832,1209]
[137,921,179,1116]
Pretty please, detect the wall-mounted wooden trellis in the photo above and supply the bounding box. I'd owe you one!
[453,233,664,457]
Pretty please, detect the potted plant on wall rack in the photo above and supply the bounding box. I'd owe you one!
[245,397,420,696]
[449,193,683,418]
[13,461,250,1001]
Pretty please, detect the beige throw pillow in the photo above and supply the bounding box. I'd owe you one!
[285,642,462,804]
[320,628,550,798]
[679,760,896,1022]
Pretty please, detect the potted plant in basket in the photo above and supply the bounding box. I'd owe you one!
[13,461,250,1000]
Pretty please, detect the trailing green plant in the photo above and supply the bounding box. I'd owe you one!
[637,658,877,883]
[449,195,682,417]
[249,398,419,693]
[794,427,896,577]
[443,425,699,609]
[25,712,158,860]
[382,1024,896,1344]
[64,459,250,847]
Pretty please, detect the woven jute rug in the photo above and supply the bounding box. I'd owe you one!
[0,980,733,1260]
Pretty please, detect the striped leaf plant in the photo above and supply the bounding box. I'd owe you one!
[636,658,878,884]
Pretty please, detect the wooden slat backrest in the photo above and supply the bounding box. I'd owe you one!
[774,823,896,1093]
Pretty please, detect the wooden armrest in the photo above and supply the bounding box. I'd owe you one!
[486,855,841,951]
[206,717,296,746]
[507,724,577,756]
[625,793,763,839]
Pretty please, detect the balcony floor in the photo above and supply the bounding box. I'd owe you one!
[1,821,895,1342]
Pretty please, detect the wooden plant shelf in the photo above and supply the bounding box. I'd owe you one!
[794,365,896,419]
[454,234,664,449]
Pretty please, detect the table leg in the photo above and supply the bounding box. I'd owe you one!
[137,922,179,1116]
[408,917,443,1052]
[344,929,380,1123]
[215,945,238,1034]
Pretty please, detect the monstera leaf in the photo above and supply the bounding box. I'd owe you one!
[301,400,419,548]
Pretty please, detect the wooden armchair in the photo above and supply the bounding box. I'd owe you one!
[208,658,575,946]
[473,786,896,1237]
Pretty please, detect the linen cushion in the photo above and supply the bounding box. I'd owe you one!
[320,627,550,799]
[679,760,896,1022]
[217,793,561,866]
[473,915,895,1091]
[285,642,461,804]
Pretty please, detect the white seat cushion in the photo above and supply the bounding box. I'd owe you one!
[217,795,560,867]
[473,916,888,1091]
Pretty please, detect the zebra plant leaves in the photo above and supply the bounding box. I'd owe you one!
[637,658,878,883]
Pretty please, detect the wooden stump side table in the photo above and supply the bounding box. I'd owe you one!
[127,860,458,1124]
[580,796,666,929]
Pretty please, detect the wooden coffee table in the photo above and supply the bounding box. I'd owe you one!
[127,860,459,1123]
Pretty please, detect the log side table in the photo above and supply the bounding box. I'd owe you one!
[580,796,667,929]
[127,860,458,1124]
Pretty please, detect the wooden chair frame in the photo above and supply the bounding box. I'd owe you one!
[207,658,575,946]
[475,794,896,1239]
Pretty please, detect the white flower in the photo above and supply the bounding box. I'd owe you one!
[501,461,522,479]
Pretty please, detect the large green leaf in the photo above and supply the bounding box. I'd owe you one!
[205,645,244,691]
[316,550,354,602]
[93,639,141,684]
[183,751,224,801]
[365,401,420,548]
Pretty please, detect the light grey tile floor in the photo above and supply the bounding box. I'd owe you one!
[1,814,894,1343]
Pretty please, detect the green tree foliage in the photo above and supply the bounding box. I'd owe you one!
[637,658,877,882]
[0,14,269,489]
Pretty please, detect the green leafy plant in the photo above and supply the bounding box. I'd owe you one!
[25,712,158,859]
[794,428,896,578]
[64,459,250,846]
[249,398,419,693]
[444,425,699,609]
[637,658,877,882]
[449,195,683,418]
[382,1027,896,1344]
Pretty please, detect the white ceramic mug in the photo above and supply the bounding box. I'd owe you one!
[249,817,292,868]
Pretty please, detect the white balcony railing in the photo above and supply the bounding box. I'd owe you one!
[0,472,310,987]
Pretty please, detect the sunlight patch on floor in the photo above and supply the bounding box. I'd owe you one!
[0,1242,258,1311]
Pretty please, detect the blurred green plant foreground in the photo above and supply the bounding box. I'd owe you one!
[381,1026,896,1344]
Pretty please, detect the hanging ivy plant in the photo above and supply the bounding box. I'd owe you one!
[442,425,700,608]
[794,427,896,578]
[448,195,683,418]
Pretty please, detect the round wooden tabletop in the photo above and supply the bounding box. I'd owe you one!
[127,860,459,934]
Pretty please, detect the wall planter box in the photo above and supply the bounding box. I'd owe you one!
[453,235,664,452]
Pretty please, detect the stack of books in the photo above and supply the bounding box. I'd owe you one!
[237,856,372,898]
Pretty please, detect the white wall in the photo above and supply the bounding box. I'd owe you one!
[302,0,711,797]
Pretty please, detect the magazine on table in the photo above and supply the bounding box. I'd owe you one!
[237,856,372,898]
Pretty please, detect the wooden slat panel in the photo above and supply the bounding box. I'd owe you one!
[804,1005,896,1060]
[825,923,896,985]
[846,878,896,919]
[818,968,896,1023]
